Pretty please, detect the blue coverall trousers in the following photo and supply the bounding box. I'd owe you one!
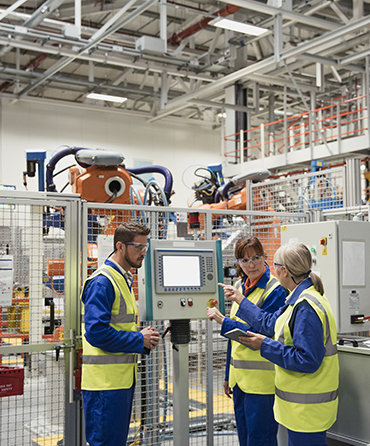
[82,385,135,446]
[233,383,278,446]
[288,429,328,446]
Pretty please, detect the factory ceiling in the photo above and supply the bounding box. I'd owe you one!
[0,0,369,126]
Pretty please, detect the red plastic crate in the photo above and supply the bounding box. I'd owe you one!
[0,366,24,397]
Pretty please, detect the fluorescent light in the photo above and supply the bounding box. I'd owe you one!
[86,93,127,103]
[209,17,268,36]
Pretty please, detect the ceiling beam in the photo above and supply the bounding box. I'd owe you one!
[329,2,350,24]
[0,0,28,22]
[1,94,217,126]
[0,29,216,83]
[340,48,370,65]
[235,0,335,49]
[0,0,66,59]
[188,99,255,113]
[16,0,157,98]
[148,14,370,122]
[298,52,365,72]
[218,0,340,31]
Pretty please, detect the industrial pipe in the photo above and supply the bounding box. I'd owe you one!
[126,166,173,202]
[167,4,241,46]
[46,146,90,191]
[0,53,48,93]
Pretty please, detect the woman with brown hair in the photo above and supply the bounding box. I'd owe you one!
[207,235,287,446]
[218,242,339,446]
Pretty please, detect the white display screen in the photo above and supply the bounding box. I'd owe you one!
[162,255,201,286]
[342,241,365,286]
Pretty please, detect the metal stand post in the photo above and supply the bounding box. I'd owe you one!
[173,343,190,446]
[345,157,362,207]
[169,319,191,446]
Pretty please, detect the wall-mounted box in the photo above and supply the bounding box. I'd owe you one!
[135,36,165,54]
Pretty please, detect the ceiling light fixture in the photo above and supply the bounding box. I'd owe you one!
[86,93,128,103]
[209,17,268,36]
[217,112,227,118]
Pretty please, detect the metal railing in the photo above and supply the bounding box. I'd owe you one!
[224,95,368,163]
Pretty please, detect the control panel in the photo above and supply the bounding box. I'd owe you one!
[154,248,216,294]
[139,239,224,321]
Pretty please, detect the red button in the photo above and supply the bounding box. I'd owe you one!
[188,301,193,307]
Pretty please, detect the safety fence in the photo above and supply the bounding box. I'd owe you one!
[321,204,370,222]
[0,191,80,446]
[83,202,309,446]
[0,190,311,446]
[224,95,368,164]
[249,166,347,213]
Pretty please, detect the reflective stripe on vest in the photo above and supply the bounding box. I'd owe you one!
[83,354,137,365]
[231,357,275,371]
[229,275,280,394]
[99,267,137,324]
[255,277,279,308]
[274,287,339,432]
[277,293,337,357]
[80,264,138,391]
[275,386,338,405]
[81,314,136,324]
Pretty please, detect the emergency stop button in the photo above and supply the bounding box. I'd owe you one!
[320,237,327,245]
[208,299,218,308]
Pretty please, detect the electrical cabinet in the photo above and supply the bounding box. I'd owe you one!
[281,221,370,334]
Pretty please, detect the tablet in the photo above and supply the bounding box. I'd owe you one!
[224,328,252,342]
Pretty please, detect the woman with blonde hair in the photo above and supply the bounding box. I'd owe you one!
[218,242,339,446]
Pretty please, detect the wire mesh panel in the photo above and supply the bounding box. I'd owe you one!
[83,204,310,446]
[0,191,313,446]
[0,192,79,446]
[0,351,65,446]
[322,205,370,222]
[250,167,346,214]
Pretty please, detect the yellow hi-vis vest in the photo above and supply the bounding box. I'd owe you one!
[274,286,339,432]
[229,276,280,394]
[81,265,139,391]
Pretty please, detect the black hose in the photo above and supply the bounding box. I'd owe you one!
[53,164,76,178]
[105,191,118,203]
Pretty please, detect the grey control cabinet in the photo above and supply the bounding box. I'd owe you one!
[281,221,370,334]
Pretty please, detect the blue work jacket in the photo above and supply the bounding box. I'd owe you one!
[221,265,287,381]
[81,259,148,355]
[236,277,326,373]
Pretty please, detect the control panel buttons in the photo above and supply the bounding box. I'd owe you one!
[180,298,186,307]
[208,299,218,308]
[187,298,193,307]
[320,237,327,245]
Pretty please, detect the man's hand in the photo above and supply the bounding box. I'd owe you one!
[218,283,244,305]
[207,307,225,325]
[141,327,160,349]
[224,380,233,399]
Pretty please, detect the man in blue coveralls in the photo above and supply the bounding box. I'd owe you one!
[80,221,160,446]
